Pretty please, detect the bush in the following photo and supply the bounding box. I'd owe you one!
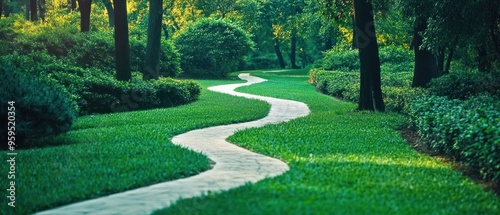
[43,64,200,115]
[0,68,77,145]
[0,16,182,78]
[175,18,254,78]
[310,69,418,113]
[428,70,500,100]
[409,95,500,181]
[319,46,414,73]
[240,53,279,70]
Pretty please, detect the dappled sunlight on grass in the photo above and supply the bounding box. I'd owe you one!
[154,70,500,215]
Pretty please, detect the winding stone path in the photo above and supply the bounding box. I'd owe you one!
[36,73,310,215]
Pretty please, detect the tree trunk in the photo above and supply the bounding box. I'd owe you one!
[30,0,37,21]
[290,27,299,69]
[37,0,45,21]
[444,48,454,74]
[25,0,29,20]
[114,0,131,81]
[274,38,286,69]
[77,0,91,32]
[353,0,385,112]
[102,0,114,27]
[477,43,490,72]
[4,0,11,17]
[70,0,76,10]
[411,19,438,88]
[143,0,163,80]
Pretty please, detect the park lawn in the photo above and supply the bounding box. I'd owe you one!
[0,79,270,215]
[154,70,500,215]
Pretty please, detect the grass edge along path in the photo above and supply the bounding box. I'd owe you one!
[34,73,309,214]
[0,79,270,215]
[154,70,500,215]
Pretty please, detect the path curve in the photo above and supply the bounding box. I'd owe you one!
[36,73,310,215]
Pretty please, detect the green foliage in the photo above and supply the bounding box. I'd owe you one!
[409,95,500,181]
[41,63,200,115]
[2,80,270,214]
[240,54,280,70]
[428,70,500,100]
[310,69,418,113]
[319,46,414,73]
[0,68,76,143]
[154,70,500,215]
[175,18,254,78]
[0,15,182,77]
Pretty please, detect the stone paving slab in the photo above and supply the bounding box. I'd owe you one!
[36,73,310,215]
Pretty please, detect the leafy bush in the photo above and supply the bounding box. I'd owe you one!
[409,95,500,181]
[240,53,279,70]
[42,64,200,115]
[0,68,77,145]
[428,70,500,100]
[310,69,418,112]
[319,46,413,73]
[175,18,254,78]
[0,15,182,77]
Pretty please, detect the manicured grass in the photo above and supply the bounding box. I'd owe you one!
[154,70,500,214]
[0,80,270,215]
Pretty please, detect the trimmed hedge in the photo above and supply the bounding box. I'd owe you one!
[0,68,77,145]
[409,95,500,182]
[43,64,201,115]
[319,46,414,73]
[310,69,420,113]
[428,70,500,100]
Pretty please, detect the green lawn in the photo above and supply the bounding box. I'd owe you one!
[154,70,500,214]
[0,79,270,215]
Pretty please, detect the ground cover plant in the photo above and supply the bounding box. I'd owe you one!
[0,79,270,215]
[154,70,500,215]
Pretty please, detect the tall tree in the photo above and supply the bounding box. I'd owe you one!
[77,0,91,32]
[143,0,163,80]
[30,0,37,21]
[37,0,45,21]
[353,0,384,111]
[101,0,115,27]
[411,18,438,87]
[114,0,131,81]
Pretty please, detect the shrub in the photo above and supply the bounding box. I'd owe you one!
[409,95,500,181]
[310,69,417,113]
[428,70,500,100]
[44,65,200,115]
[0,68,77,145]
[319,46,414,73]
[240,53,279,70]
[175,18,254,78]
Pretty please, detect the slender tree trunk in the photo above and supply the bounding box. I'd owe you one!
[0,0,3,19]
[478,43,490,72]
[114,0,131,81]
[4,0,11,17]
[30,0,37,21]
[143,0,163,80]
[77,0,91,32]
[25,0,29,20]
[436,47,445,76]
[411,19,438,88]
[354,0,385,111]
[274,38,286,69]
[290,27,300,69]
[102,0,114,27]
[37,0,45,21]
[351,15,358,49]
[444,48,454,74]
[70,0,76,10]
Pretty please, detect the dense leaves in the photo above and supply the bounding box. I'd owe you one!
[175,18,254,78]
[0,68,77,144]
[409,95,500,182]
